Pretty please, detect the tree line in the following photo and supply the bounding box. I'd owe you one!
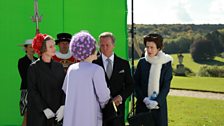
[128,24,224,62]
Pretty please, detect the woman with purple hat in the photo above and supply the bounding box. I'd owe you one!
[18,39,37,126]
[27,33,65,126]
[62,31,111,126]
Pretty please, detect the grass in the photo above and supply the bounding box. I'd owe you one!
[168,96,224,126]
[171,76,224,93]
[214,56,224,62]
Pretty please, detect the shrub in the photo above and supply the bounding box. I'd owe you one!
[185,67,196,76]
[198,65,224,77]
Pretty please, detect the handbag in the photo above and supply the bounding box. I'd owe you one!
[102,99,119,122]
[127,103,155,126]
[128,111,155,126]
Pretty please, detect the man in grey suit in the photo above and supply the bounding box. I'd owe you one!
[93,32,134,126]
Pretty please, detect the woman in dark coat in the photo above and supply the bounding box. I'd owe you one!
[134,33,173,126]
[27,34,65,126]
[18,39,37,126]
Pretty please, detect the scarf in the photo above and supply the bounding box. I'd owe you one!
[145,51,173,98]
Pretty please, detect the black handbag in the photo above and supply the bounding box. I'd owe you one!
[128,111,155,126]
[127,103,155,126]
[102,99,119,122]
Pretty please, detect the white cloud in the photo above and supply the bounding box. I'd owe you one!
[210,0,224,14]
[174,0,193,23]
[127,0,224,24]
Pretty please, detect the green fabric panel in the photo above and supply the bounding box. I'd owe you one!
[63,0,128,58]
[0,0,127,125]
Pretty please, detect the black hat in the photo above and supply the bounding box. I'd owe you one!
[55,33,72,44]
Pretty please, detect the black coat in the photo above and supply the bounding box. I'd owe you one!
[93,54,134,126]
[18,55,37,90]
[27,58,65,126]
[134,58,173,126]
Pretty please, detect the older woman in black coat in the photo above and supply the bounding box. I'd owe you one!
[134,33,173,126]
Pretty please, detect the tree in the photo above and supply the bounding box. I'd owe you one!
[190,40,216,62]
[176,37,192,53]
[205,30,224,54]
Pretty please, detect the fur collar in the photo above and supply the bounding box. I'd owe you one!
[55,51,73,59]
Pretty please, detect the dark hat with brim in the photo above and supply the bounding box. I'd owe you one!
[55,33,72,44]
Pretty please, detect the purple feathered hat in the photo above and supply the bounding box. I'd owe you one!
[70,31,96,60]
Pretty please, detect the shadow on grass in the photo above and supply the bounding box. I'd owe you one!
[196,59,224,66]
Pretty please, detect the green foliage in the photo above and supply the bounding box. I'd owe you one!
[168,96,224,126]
[218,28,224,35]
[198,65,224,77]
[163,41,178,54]
[206,30,224,54]
[184,67,196,76]
[128,24,224,59]
[163,37,192,54]
[190,40,216,61]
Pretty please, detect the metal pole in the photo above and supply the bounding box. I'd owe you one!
[131,0,135,114]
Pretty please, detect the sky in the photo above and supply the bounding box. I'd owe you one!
[127,0,224,24]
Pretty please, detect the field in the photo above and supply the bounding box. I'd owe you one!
[171,76,224,92]
[168,96,224,126]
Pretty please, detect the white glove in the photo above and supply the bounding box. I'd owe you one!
[43,108,55,119]
[143,97,150,105]
[146,100,159,110]
[55,105,64,122]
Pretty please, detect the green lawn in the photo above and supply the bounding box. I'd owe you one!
[168,96,224,126]
[170,53,201,73]
[127,96,224,126]
[171,76,224,92]
[170,53,224,73]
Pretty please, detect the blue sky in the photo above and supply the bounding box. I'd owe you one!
[127,0,224,24]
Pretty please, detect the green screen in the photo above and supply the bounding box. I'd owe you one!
[0,0,128,125]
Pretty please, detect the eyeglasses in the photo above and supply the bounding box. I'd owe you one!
[143,33,163,45]
[144,33,161,39]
